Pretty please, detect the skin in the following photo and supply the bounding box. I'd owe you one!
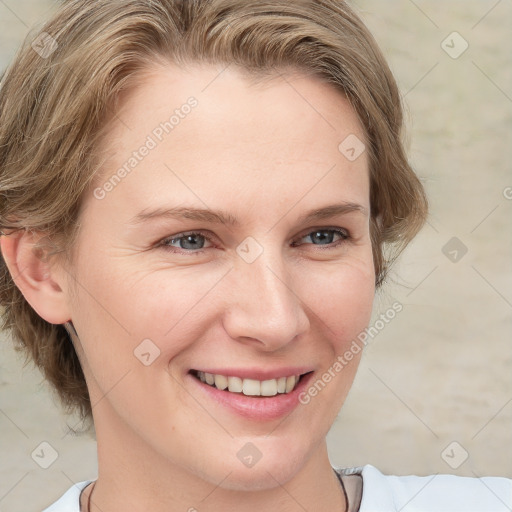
[1,63,375,511]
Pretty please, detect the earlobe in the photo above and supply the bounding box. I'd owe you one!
[0,230,72,325]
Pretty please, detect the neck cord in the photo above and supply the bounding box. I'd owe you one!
[81,481,95,512]
[333,468,349,512]
[83,474,347,512]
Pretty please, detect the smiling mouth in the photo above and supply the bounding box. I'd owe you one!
[189,370,312,397]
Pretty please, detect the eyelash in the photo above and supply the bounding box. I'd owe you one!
[158,227,351,255]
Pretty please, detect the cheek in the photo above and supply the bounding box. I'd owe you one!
[124,266,231,341]
[74,264,230,384]
[299,257,375,349]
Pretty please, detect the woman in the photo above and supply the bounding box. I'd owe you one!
[0,0,510,510]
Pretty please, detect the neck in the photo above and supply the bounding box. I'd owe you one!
[88,407,347,512]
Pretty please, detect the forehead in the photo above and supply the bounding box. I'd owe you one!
[89,63,369,221]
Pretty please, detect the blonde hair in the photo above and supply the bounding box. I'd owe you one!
[0,0,428,420]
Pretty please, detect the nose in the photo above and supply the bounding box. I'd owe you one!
[222,252,310,351]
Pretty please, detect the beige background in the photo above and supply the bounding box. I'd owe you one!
[0,0,511,510]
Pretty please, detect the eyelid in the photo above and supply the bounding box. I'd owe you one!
[295,225,350,239]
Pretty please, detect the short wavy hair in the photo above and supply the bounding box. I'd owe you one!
[0,0,428,420]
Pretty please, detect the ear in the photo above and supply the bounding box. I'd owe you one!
[0,230,72,324]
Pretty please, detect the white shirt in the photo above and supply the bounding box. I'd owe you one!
[42,464,512,511]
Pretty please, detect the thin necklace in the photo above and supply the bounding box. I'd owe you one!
[333,468,349,511]
[82,475,347,512]
[82,481,95,512]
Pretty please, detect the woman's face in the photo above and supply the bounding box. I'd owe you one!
[63,63,375,489]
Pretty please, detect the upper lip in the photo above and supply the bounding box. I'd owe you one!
[190,367,314,381]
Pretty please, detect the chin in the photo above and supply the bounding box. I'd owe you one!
[193,437,311,492]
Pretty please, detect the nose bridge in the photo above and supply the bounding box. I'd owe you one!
[223,247,309,348]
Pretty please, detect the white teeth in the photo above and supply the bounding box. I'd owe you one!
[285,375,296,393]
[195,371,302,396]
[242,379,261,396]
[261,379,278,396]
[214,374,228,390]
[228,376,243,393]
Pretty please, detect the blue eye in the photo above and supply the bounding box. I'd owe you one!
[161,232,213,252]
[294,228,350,248]
[158,227,350,255]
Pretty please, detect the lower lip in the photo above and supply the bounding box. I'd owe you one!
[187,372,314,421]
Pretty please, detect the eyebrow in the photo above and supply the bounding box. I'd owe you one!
[129,202,368,227]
